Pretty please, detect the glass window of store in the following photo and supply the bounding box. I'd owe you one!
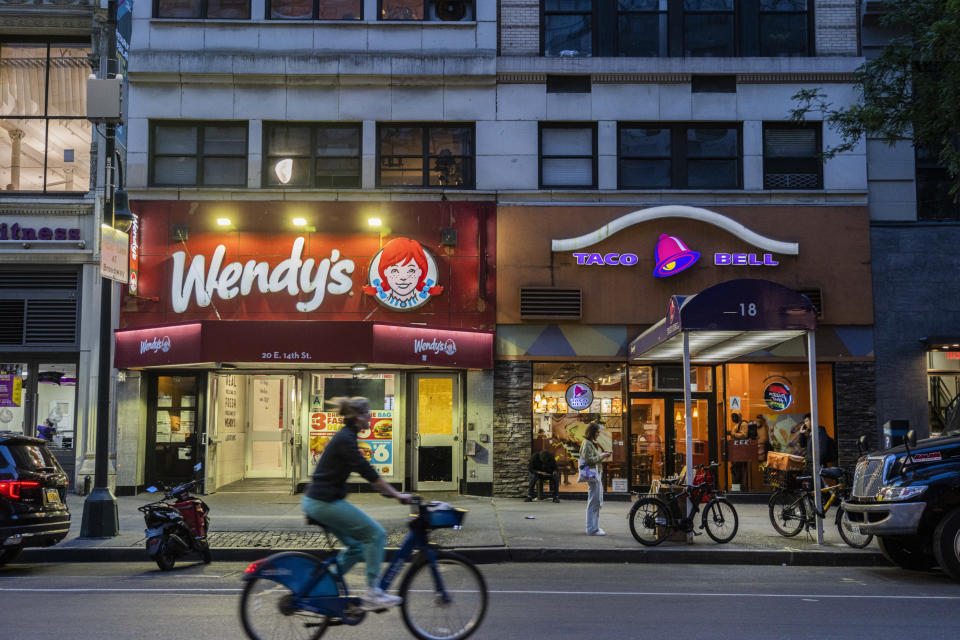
[309,373,398,480]
[722,363,834,492]
[927,350,960,436]
[0,363,77,472]
[147,374,203,484]
[628,365,714,488]
[532,363,627,494]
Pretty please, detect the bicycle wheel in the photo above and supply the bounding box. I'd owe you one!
[836,505,874,549]
[240,576,330,640]
[628,498,672,546]
[702,498,739,544]
[768,490,806,537]
[399,551,488,640]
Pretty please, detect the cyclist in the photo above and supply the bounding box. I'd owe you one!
[302,396,412,610]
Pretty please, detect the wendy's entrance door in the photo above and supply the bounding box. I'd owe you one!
[411,374,461,491]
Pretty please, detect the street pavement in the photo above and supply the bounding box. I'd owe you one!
[1,561,958,639]
[16,490,890,566]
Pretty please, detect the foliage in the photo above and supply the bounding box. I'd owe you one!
[791,0,960,195]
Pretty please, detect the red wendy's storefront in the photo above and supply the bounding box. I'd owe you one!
[114,200,495,496]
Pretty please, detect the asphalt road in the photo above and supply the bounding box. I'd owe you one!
[1,561,958,639]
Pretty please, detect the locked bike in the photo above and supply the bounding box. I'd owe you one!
[239,497,487,640]
[628,462,739,545]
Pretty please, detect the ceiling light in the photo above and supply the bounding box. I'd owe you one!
[368,217,382,227]
[351,363,368,372]
[216,218,231,227]
[275,158,293,184]
[292,217,307,227]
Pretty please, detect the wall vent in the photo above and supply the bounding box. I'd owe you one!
[797,288,823,319]
[520,288,581,320]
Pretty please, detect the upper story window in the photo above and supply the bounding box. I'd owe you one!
[540,124,597,189]
[155,0,251,19]
[543,0,812,57]
[763,123,822,189]
[0,43,91,193]
[916,145,960,221]
[380,0,475,21]
[264,123,361,188]
[619,124,740,189]
[150,121,248,187]
[268,0,361,20]
[378,124,475,188]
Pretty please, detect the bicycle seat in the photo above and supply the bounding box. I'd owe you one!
[661,477,681,485]
[820,467,844,480]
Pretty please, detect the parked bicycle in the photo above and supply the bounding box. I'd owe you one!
[239,496,487,640]
[628,462,739,545]
[767,465,874,549]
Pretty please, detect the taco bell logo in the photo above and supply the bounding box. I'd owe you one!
[414,338,457,356]
[140,336,171,355]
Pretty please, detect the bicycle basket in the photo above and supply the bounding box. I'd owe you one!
[426,502,467,529]
[763,466,802,490]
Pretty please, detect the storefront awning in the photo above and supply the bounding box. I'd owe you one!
[629,279,817,363]
[114,321,494,370]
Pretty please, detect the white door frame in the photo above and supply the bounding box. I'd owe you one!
[410,373,461,492]
[244,374,295,479]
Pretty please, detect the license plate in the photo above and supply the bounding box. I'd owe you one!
[44,488,61,505]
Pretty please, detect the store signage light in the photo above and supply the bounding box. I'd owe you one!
[565,382,593,412]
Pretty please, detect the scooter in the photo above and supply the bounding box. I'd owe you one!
[139,477,211,570]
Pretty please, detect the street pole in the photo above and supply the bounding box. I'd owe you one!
[80,1,119,538]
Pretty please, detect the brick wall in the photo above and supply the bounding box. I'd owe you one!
[834,362,877,470]
[499,0,540,56]
[493,360,533,496]
[815,0,859,56]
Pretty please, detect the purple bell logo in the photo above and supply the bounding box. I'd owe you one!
[653,234,700,278]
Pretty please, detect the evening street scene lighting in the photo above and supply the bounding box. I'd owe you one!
[2,1,960,638]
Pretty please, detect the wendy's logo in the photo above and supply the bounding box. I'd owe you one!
[363,238,443,311]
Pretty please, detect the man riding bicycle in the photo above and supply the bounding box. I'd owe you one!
[302,396,412,610]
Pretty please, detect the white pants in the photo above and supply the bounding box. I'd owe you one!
[586,474,603,534]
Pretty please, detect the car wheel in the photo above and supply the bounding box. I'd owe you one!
[0,546,23,567]
[877,536,937,571]
[933,508,960,582]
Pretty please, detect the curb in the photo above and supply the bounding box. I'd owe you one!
[19,546,890,568]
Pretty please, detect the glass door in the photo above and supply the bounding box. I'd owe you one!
[245,375,294,479]
[411,373,460,491]
[148,374,201,485]
[629,397,666,486]
[629,394,716,487]
[672,398,711,475]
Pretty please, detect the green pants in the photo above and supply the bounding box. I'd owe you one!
[302,496,387,589]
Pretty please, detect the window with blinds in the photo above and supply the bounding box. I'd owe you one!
[763,124,821,189]
[540,124,597,189]
[0,270,79,348]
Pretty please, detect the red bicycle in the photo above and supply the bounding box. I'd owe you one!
[628,462,739,545]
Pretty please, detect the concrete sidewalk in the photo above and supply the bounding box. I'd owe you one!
[19,491,890,566]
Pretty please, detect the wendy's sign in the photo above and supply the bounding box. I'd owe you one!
[363,238,443,311]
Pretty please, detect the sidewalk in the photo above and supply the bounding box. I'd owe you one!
[19,491,890,566]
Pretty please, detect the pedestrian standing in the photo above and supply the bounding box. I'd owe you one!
[580,422,612,536]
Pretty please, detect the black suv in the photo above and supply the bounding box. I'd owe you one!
[0,431,71,566]
[843,429,960,581]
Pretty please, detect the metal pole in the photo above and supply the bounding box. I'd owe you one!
[682,331,694,541]
[80,0,119,538]
[807,330,824,545]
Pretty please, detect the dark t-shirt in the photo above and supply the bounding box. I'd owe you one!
[305,424,380,502]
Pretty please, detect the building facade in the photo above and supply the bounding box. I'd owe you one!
[0,0,117,488]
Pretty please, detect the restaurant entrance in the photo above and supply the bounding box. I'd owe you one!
[628,393,716,489]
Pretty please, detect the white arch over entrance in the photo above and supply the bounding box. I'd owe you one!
[550,205,800,255]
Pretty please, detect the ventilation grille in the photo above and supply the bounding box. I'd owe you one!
[0,271,79,290]
[25,300,78,344]
[0,299,25,345]
[0,269,80,347]
[797,288,823,319]
[764,173,820,189]
[520,288,581,320]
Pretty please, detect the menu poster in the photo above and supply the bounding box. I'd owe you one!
[182,395,196,407]
[156,411,172,443]
[158,393,173,408]
[309,412,345,464]
[180,410,196,433]
[0,367,23,408]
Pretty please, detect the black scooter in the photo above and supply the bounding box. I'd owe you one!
[139,477,211,570]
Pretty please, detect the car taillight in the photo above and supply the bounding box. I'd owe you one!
[0,481,40,500]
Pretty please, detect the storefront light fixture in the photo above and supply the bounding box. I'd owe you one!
[368,217,382,228]
[216,217,231,227]
[292,217,307,227]
[275,158,293,184]
[351,363,368,372]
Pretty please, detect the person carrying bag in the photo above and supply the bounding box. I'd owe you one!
[579,422,612,536]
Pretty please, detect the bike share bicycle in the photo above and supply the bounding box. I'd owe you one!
[628,462,739,545]
[766,464,873,549]
[239,497,487,640]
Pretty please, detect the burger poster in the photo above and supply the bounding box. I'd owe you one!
[308,406,395,476]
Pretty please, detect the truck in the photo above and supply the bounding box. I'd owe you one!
[843,429,960,580]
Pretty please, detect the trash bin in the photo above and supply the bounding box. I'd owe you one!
[882,420,909,449]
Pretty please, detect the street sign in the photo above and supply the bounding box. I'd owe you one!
[101,224,130,283]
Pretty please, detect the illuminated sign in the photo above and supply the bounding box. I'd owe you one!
[715,253,779,266]
[565,383,593,412]
[653,234,699,277]
[764,382,793,412]
[362,237,443,311]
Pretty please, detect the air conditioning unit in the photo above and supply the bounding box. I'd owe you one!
[427,0,474,22]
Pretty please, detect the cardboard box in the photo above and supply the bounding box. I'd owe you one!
[766,451,805,471]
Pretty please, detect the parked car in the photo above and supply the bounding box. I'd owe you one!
[0,431,71,566]
[843,429,960,580]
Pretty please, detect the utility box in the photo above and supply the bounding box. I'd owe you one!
[86,76,122,121]
[883,420,910,449]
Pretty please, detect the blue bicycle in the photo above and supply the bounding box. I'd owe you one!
[239,497,488,640]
